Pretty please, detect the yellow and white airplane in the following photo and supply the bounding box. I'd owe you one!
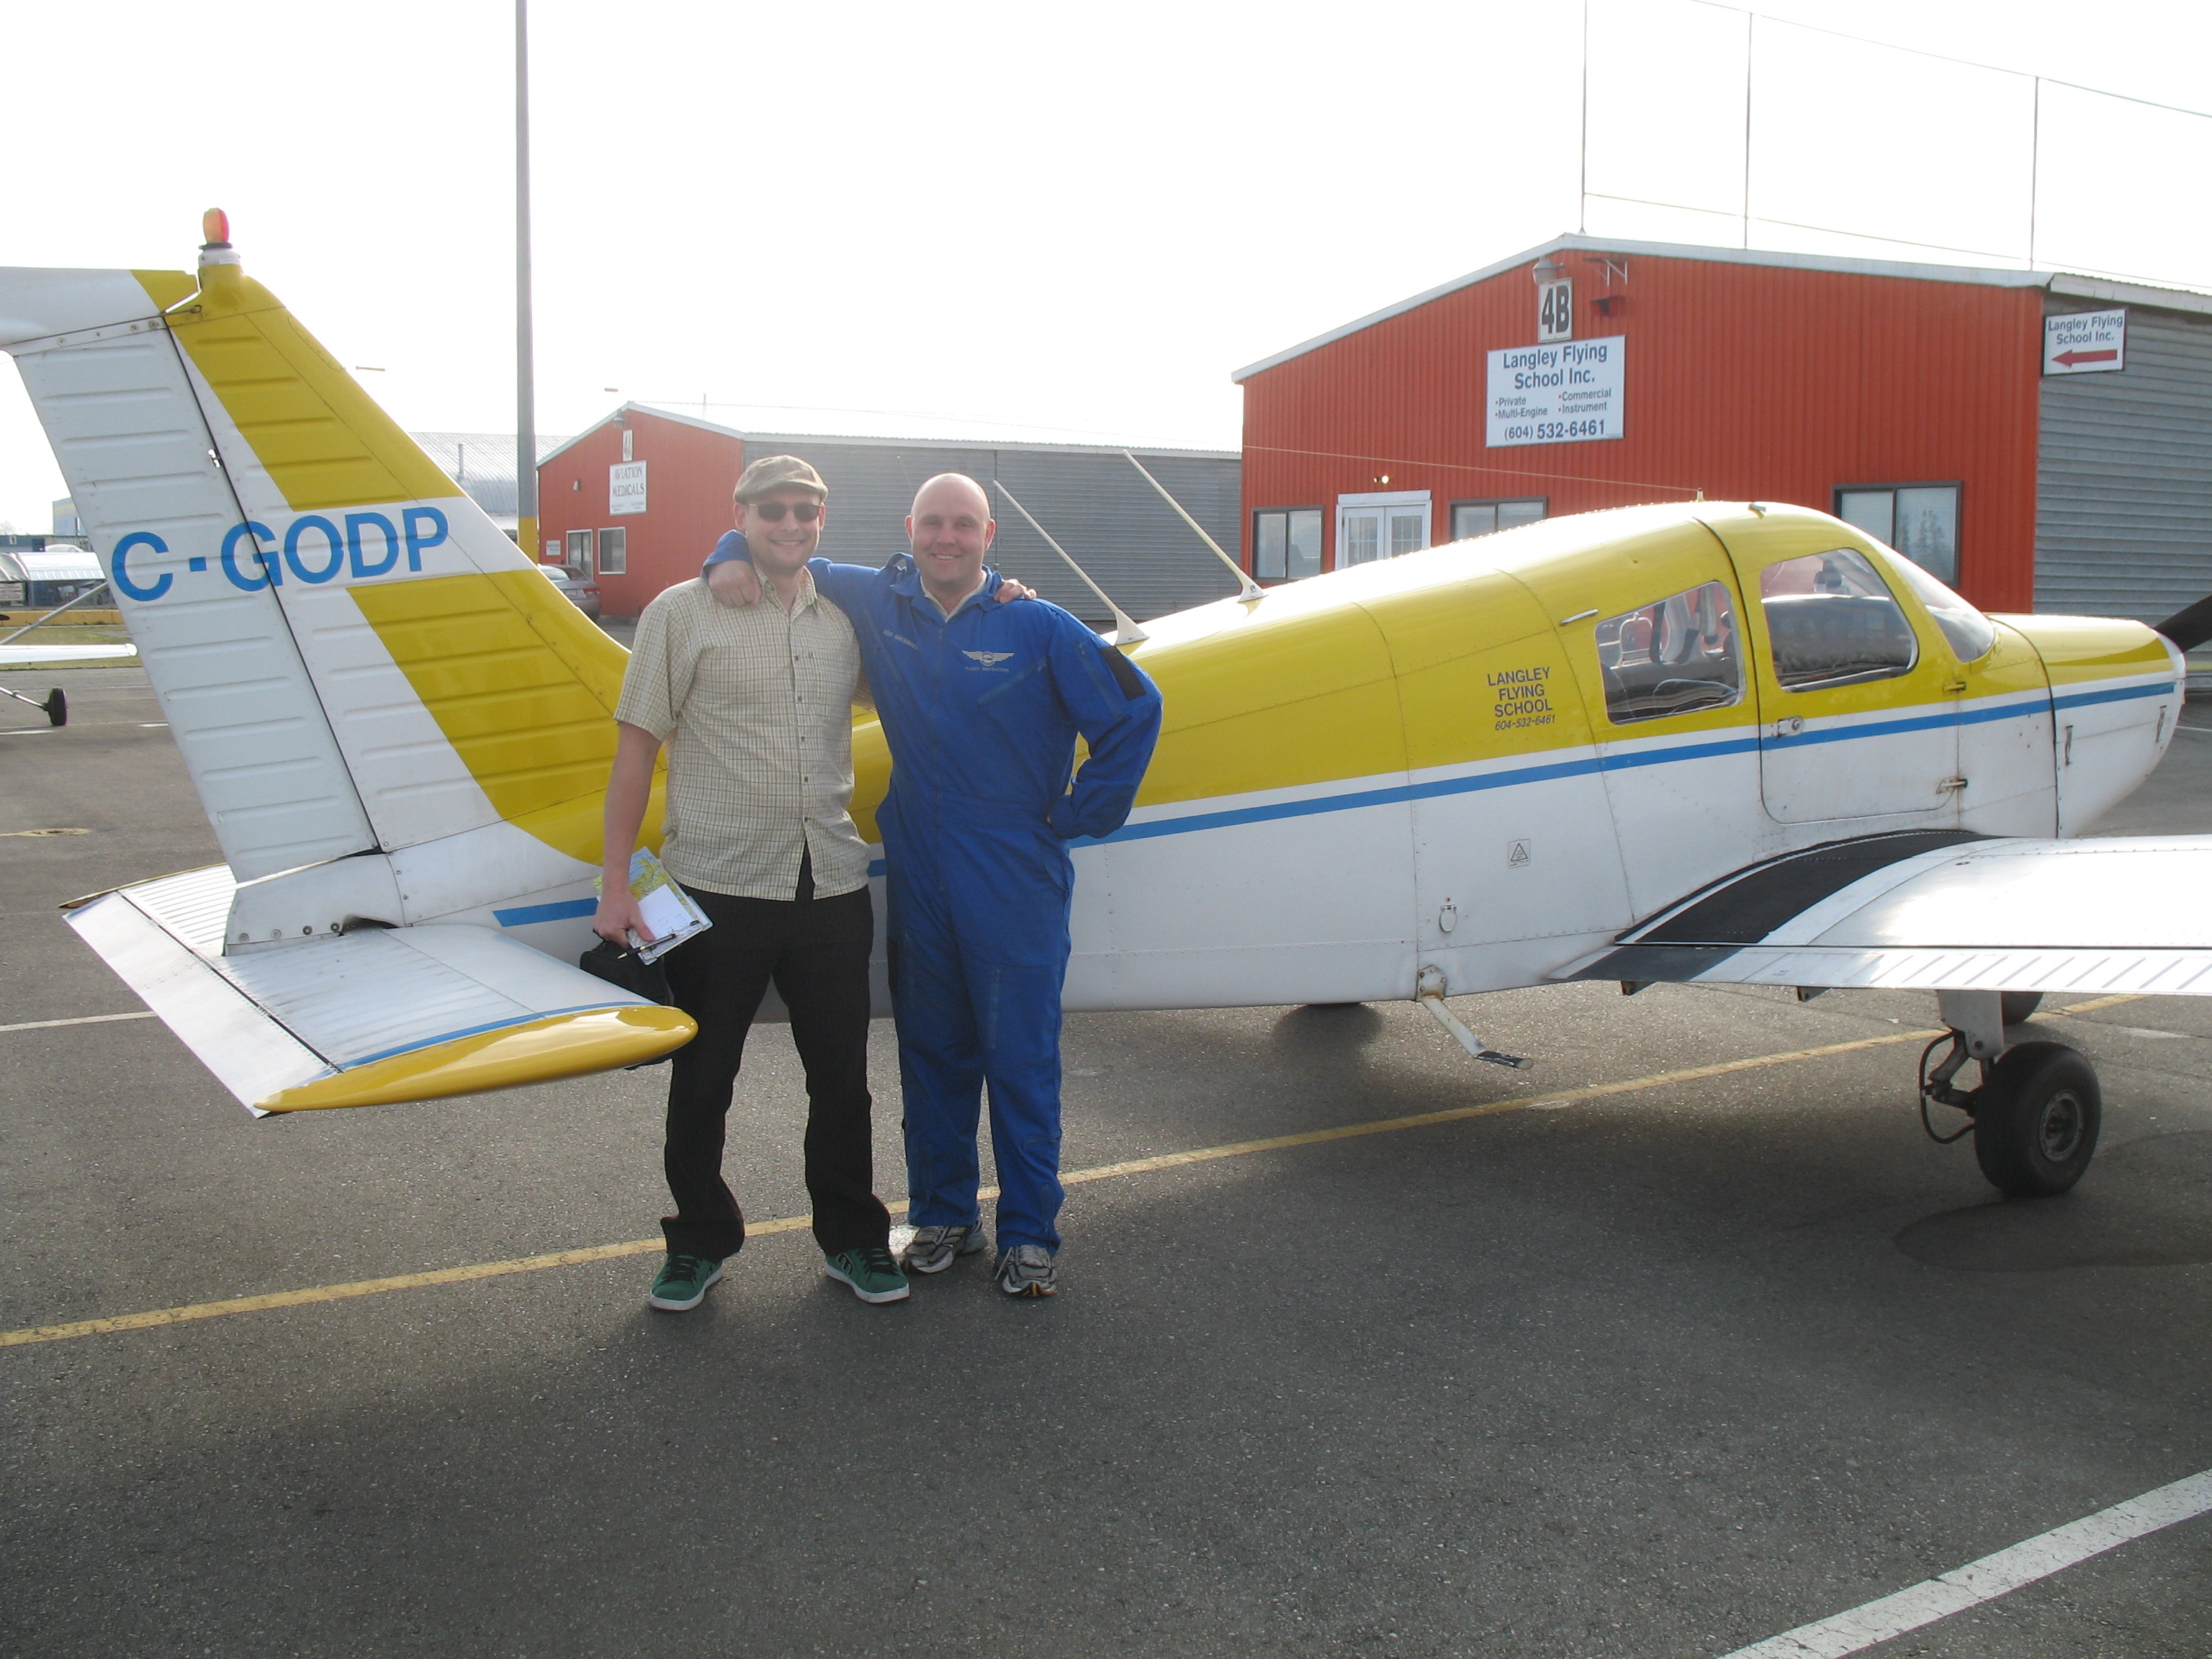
[6,221,2206,1200]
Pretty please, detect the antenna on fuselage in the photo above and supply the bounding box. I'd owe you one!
[1121,451,1264,603]
[989,480,1150,647]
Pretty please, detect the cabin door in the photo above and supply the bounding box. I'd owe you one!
[1714,523,1961,827]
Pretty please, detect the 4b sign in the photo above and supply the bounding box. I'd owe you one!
[1537,279,1573,343]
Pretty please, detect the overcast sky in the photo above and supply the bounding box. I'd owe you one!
[4,0,2208,531]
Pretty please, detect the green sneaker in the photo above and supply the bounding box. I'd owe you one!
[824,1245,910,1304]
[648,1253,724,1311]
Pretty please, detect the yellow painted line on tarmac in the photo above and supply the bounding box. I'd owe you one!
[0,994,2146,1352]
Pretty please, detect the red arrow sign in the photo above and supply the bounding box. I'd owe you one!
[2054,349,2118,367]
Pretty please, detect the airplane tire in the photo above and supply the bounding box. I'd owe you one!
[2000,991,2044,1026]
[1972,1040,2100,1197]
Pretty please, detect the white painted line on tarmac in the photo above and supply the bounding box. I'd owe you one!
[1719,1470,2212,1658]
[0,1010,156,1035]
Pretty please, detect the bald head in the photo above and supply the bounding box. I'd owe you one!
[911,472,991,521]
[906,472,998,611]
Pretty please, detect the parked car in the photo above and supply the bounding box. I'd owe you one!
[543,564,601,621]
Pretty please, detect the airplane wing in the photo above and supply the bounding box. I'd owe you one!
[1559,830,2212,998]
[66,866,694,1115]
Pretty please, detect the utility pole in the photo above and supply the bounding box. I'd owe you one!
[516,0,539,557]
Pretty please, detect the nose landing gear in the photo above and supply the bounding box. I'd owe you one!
[1920,991,2102,1196]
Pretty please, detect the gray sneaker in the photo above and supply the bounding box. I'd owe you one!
[901,1224,989,1275]
[995,1244,1058,1298]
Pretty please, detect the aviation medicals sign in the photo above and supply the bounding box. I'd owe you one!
[1487,338,1625,446]
[609,461,648,514]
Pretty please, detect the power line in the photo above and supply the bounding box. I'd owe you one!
[1684,0,2212,120]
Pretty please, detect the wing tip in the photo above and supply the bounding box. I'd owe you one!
[254,1004,695,1112]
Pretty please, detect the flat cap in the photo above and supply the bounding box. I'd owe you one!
[733,454,827,501]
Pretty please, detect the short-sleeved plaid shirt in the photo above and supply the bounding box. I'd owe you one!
[614,575,871,901]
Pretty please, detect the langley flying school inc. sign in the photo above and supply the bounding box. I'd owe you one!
[1486,337,1625,448]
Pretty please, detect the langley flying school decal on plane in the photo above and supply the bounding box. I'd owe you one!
[4,214,2209,1204]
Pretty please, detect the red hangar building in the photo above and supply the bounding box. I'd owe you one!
[536,405,1242,626]
[1232,234,2212,640]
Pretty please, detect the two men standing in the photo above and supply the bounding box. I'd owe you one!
[601,457,1161,1310]
[704,473,1162,1296]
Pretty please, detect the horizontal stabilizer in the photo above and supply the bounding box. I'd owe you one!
[1562,834,2212,999]
[66,867,694,1114]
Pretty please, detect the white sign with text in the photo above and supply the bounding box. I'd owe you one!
[609,460,648,515]
[2044,309,2126,376]
[1486,337,1624,447]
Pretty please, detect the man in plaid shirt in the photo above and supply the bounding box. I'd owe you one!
[596,455,904,1313]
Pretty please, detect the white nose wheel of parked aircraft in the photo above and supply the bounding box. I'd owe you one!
[1920,989,2103,1197]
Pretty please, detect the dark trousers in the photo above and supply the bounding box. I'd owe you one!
[657,871,888,1262]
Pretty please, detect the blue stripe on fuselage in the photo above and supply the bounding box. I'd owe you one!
[1076,680,2167,850]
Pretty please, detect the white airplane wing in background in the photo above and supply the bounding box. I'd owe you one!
[1563,830,2212,997]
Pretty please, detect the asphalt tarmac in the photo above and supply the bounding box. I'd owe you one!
[3,667,2208,1659]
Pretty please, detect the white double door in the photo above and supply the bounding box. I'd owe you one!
[1336,491,1430,568]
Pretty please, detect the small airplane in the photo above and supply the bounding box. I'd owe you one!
[5,218,2207,1204]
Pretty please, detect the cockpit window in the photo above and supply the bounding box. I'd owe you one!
[1758,549,1918,691]
[1876,547,1997,662]
[1594,580,1742,724]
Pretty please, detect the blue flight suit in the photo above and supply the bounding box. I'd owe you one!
[703,534,1163,1251]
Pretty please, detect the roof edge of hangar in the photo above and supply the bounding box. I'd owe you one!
[1227,232,2212,385]
[537,401,1238,469]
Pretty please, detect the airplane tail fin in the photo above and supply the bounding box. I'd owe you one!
[3,223,684,1110]
[1,227,630,893]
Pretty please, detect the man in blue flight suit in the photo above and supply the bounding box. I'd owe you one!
[705,472,1162,1297]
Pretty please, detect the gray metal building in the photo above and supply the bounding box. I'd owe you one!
[2036,288,2212,634]
[765,432,1244,625]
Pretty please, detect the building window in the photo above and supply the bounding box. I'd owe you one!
[1336,491,1430,569]
[1252,508,1323,583]
[1450,498,1547,541]
[566,528,595,576]
[1835,483,1959,585]
[597,527,627,576]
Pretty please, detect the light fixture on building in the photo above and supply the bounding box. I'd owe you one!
[1532,254,1564,285]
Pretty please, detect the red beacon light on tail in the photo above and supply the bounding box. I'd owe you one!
[198,208,240,270]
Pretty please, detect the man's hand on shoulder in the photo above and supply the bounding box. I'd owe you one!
[996,577,1035,603]
[706,559,763,608]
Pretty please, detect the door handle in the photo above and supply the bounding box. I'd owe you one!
[1943,679,1968,694]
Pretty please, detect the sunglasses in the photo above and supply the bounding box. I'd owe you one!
[747,499,822,523]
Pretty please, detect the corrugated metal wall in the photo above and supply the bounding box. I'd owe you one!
[750,439,1244,625]
[2036,302,2212,622]
[1239,253,2045,611]
[542,414,1240,623]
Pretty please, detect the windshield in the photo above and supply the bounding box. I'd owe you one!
[1875,548,1996,662]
